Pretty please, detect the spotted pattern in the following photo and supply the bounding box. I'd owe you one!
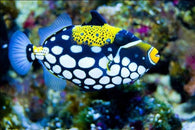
[39,24,150,91]
[51,46,63,55]
[70,45,82,53]
[72,24,121,47]
[59,55,76,68]
[78,57,95,68]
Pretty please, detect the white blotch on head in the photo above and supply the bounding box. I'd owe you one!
[62,70,72,79]
[122,57,130,66]
[137,65,146,75]
[45,54,56,64]
[93,85,103,90]
[72,79,81,84]
[70,45,82,53]
[50,36,56,41]
[78,57,95,68]
[107,64,120,76]
[31,53,35,60]
[59,55,76,68]
[99,76,110,84]
[84,86,89,89]
[73,69,86,79]
[105,84,115,89]
[130,72,139,79]
[142,57,145,60]
[89,68,103,79]
[128,62,137,72]
[121,67,130,78]
[62,35,69,40]
[44,61,51,69]
[123,78,131,84]
[29,48,31,51]
[91,46,102,53]
[84,78,96,85]
[51,46,63,55]
[99,56,109,69]
[112,76,122,85]
[52,65,62,74]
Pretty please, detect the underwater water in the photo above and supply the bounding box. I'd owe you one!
[0,0,195,129]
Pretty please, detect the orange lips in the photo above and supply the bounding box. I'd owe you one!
[149,47,160,65]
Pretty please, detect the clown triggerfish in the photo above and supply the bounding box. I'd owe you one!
[9,10,160,91]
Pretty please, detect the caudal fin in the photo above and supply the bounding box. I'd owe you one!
[9,31,35,75]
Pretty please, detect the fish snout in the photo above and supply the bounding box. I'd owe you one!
[148,47,160,65]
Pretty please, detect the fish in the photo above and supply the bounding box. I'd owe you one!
[8,10,160,91]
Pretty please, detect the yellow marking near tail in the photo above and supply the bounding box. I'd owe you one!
[33,46,43,53]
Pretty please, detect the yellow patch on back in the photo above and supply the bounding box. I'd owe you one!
[72,24,121,47]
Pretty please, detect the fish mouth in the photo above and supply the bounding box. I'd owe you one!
[148,47,160,65]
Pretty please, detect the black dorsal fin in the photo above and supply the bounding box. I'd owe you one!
[83,10,107,26]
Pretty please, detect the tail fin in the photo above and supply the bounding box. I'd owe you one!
[9,31,35,75]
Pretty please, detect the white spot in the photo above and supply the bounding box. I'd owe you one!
[123,78,131,84]
[73,69,86,79]
[99,76,110,84]
[107,54,113,60]
[51,46,63,55]
[36,55,44,60]
[122,57,130,66]
[31,53,35,60]
[99,56,109,69]
[62,35,69,40]
[137,65,146,75]
[29,48,31,51]
[62,70,72,79]
[59,55,76,68]
[107,64,120,76]
[112,76,122,85]
[128,62,137,72]
[45,54,56,64]
[142,57,145,60]
[52,65,61,74]
[91,46,102,53]
[78,57,95,68]
[93,85,103,90]
[84,86,89,89]
[114,55,120,63]
[63,28,67,31]
[84,78,96,85]
[121,67,130,78]
[105,84,115,89]
[130,72,139,79]
[50,36,56,41]
[43,47,49,54]
[44,41,48,45]
[72,79,81,84]
[44,61,51,69]
[70,45,82,53]
[108,47,112,52]
[89,68,103,79]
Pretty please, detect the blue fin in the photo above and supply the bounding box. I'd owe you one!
[42,65,66,91]
[82,10,107,26]
[8,31,33,75]
[38,13,72,45]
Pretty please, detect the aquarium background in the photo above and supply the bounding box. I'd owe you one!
[0,0,195,129]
